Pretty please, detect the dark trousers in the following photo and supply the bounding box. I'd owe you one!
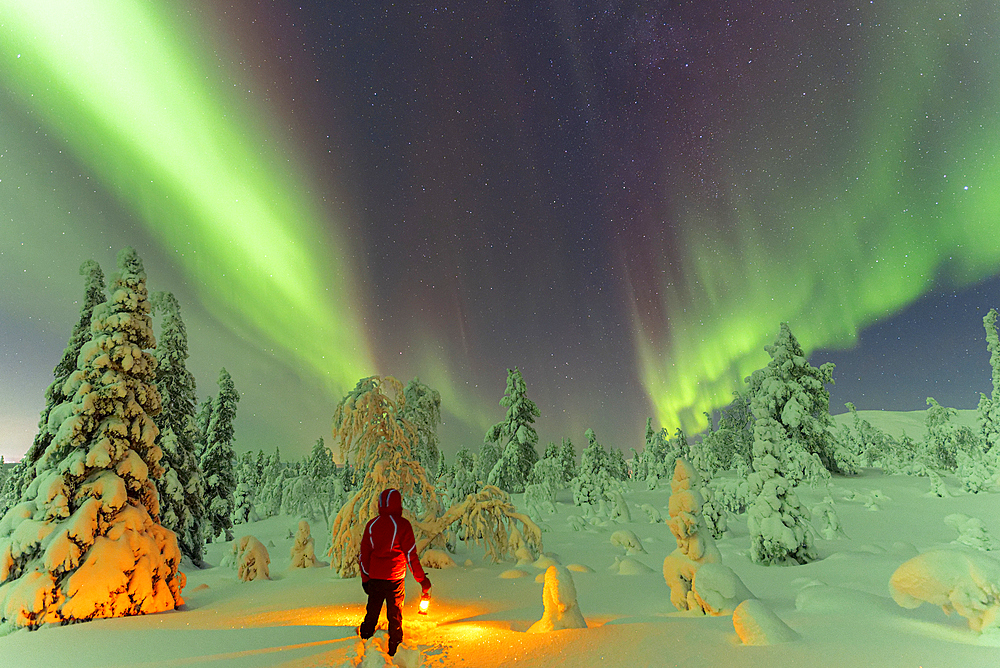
[360,578,406,650]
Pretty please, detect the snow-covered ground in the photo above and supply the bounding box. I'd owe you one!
[4,410,1000,667]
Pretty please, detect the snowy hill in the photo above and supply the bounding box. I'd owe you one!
[5,441,1000,667]
[831,407,980,440]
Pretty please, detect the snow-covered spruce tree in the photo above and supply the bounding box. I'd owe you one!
[745,323,825,565]
[150,291,205,564]
[446,447,478,508]
[0,261,106,516]
[474,440,500,484]
[745,322,838,476]
[486,367,541,493]
[200,368,239,542]
[194,396,213,460]
[572,428,623,507]
[662,459,722,613]
[328,376,439,578]
[400,378,443,475]
[0,247,184,632]
[559,436,577,484]
[979,308,1000,452]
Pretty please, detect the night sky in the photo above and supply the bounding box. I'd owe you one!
[3,1,1000,463]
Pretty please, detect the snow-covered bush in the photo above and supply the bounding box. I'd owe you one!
[290,520,316,568]
[233,535,270,581]
[691,563,753,615]
[524,482,556,523]
[890,548,1000,633]
[527,565,587,632]
[0,248,184,633]
[700,485,727,540]
[812,496,847,540]
[945,514,999,552]
[420,549,456,569]
[662,459,722,613]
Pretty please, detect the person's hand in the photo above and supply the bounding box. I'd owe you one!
[420,576,431,594]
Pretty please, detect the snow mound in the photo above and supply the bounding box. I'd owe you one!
[609,556,654,575]
[794,582,893,615]
[420,549,456,569]
[533,554,560,569]
[691,563,753,616]
[733,599,799,645]
[499,568,529,579]
[527,565,587,633]
[566,563,594,573]
[889,548,1000,632]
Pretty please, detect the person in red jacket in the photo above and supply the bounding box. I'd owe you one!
[358,488,432,656]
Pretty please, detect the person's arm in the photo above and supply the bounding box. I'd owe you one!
[400,521,430,591]
[358,519,373,584]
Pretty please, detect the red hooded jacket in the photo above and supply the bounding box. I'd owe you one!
[358,489,428,584]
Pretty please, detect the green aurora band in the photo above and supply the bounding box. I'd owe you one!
[0,1,374,395]
[637,3,1000,433]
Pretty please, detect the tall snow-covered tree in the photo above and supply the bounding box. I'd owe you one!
[0,260,106,515]
[486,367,541,493]
[150,291,205,564]
[745,323,823,565]
[194,396,213,460]
[327,376,438,577]
[400,377,443,474]
[474,440,500,484]
[200,368,239,542]
[978,308,1000,452]
[0,247,184,632]
[745,322,838,476]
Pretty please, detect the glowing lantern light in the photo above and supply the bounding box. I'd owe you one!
[418,591,430,615]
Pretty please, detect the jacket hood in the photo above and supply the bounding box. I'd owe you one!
[377,488,402,516]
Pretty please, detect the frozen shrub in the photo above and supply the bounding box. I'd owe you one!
[945,514,999,553]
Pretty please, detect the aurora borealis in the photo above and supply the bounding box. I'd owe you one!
[3,1,1000,461]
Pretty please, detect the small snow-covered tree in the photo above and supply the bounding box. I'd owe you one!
[0,261,106,515]
[0,248,184,632]
[400,378,443,475]
[328,376,439,577]
[979,308,1000,452]
[474,440,500,484]
[201,368,239,542]
[486,368,541,493]
[446,447,478,508]
[662,459,722,613]
[558,437,577,484]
